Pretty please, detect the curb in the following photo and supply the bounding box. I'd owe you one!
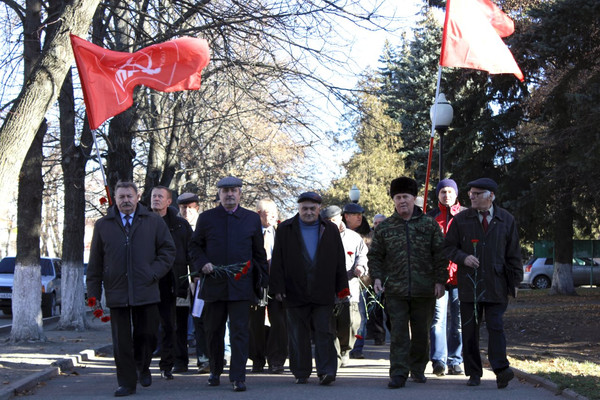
[513,367,589,400]
[0,344,113,400]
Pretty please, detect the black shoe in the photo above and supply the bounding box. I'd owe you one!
[172,365,188,374]
[411,371,427,383]
[388,375,406,389]
[139,370,152,387]
[233,381,246,392]
[251,364,265,373]
[447,364,463,375]
[268,365,285,374]
[496,367,514,389]
[207,373,220,386]
[432,361,446,376]
[161,370,174,380]
[114,386,136,397]
[467,376,481,386]
[349,351,364,359]
[319,374,335,385]
[295,377,308,384]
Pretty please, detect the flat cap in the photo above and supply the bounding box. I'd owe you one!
[297,191,322,204]
[320,205,342,219]
[177,192,199,204]
[343,203,364,214]
[216,176,243,188]
[467,177,498,192]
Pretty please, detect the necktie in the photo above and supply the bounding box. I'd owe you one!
[124,215,131,235]
[480,210,490,232]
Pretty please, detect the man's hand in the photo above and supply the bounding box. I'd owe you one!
[353,266,364,277]
[373,278,384,294]
[201,263,214,274]
[464,255,480,269]
[434,283,445,299]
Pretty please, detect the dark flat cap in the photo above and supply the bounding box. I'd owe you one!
[216,176,243,188]
[320,205,342,219]
[467,177,498,192]
[297,191,322,203]
[390,177,418,198]
[343,203,364,214]
[177,192,199,204]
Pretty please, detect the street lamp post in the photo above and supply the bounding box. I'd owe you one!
[349,185,360,203]
[430,93,454,180]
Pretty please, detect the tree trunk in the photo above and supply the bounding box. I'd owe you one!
[550,186,576,295]
[58,67,93,330]
[0,0,101,202]
[11,121,46,342]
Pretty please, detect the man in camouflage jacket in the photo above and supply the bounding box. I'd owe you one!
[369,177,447,389]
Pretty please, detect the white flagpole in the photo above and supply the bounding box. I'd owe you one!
[422,65,444,213]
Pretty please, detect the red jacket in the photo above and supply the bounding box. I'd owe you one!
[427,202,466,286]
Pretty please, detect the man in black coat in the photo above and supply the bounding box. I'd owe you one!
[190,176,268,392]
[270,192,349,386]
[150,186,193,379]
[444,178,522,389]
[87,181,176,397]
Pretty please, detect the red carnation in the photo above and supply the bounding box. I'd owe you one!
[87,297,97,307]
[99,196,108,205]
[355,334,363,340]
[93,308,104,318]
[234,273,242,281]
[101,315,111,323]
[347,251,354,256]
[471,239,479,244]
[337,288,351,299]
[242,260,251,274]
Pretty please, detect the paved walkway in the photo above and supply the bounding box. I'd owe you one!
[0,317,582,400]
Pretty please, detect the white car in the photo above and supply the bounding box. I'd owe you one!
[521,257,600,289]
[0,256,62,317]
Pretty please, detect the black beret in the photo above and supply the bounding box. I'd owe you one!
[343,203,364,214]
[177,192,199,204]
[467,177,498,192]
[216,176,243,188]
[320,205,342,219]
[390,177,418,198]
[297,191,322,204]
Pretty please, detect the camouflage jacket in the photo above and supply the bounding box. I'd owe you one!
[368,207,447,298]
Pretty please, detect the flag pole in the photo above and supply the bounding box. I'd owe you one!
[423,65,444,214]
[91,128,112,206]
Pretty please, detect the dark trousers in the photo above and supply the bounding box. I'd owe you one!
[174,306,190,369]
[248,304,267,368]
[460,301,509,377]
[386,296,435,378]
[334,302,361,365]
[286,303,337,379]
[157,295,176,371]
[203,300,250,382]
[366,291,388,342]
[110,304,159,389]
[193,313,208,364]
[265,297,288,368]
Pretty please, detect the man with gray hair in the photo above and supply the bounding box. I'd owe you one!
[190,176,268,392]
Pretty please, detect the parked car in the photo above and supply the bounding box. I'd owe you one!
[521,257,600,289]
[0,256,62,317]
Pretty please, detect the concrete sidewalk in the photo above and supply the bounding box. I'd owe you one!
[0,317,584,400]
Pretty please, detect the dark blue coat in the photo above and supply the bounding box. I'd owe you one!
[190,204,268,302]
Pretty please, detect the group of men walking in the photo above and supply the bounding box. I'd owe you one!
[86,174,522,396]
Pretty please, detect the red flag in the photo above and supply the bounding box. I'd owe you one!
[440,0,524,81]
[70,35,210,130]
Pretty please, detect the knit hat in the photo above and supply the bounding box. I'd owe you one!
[436,178,459,196]
[390,177,418,198]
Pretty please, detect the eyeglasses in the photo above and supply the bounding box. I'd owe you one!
[468,190,488,198]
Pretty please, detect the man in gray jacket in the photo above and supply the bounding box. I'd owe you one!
[444,177,522,389]
[87,181,176,397]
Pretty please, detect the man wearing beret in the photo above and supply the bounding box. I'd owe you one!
[444,177,522,389]
[369,177,447,389]
[189,176,269,392]
[427,179,466,377]
[270,192,349,385]
[320,205,368,368]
